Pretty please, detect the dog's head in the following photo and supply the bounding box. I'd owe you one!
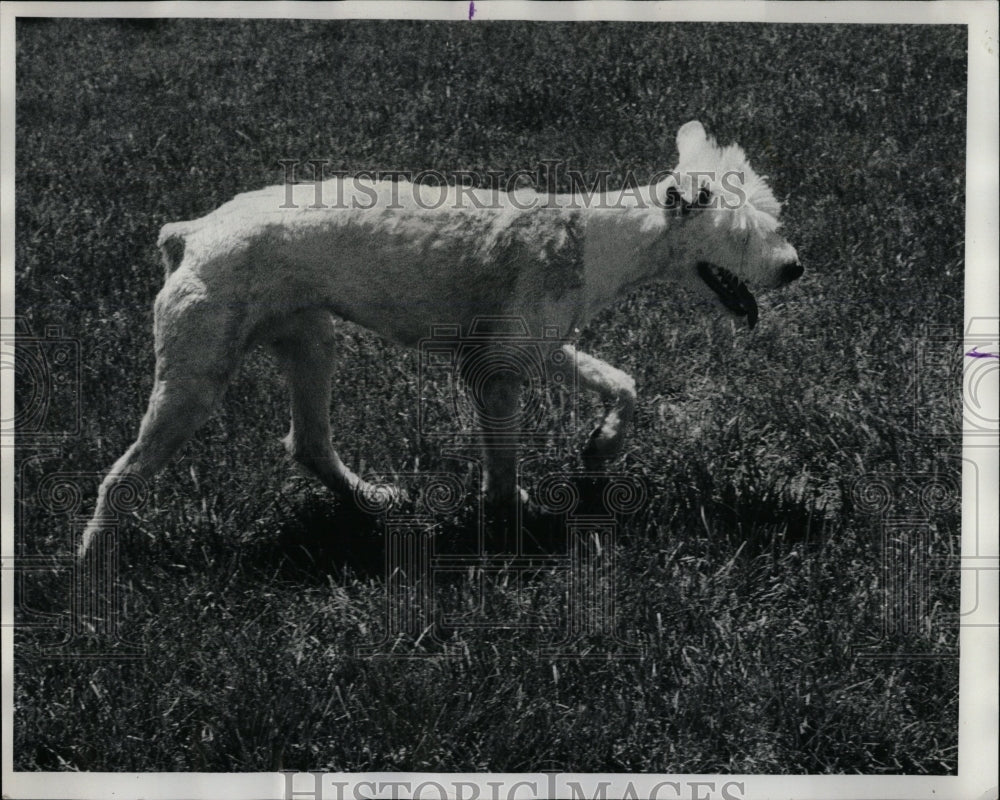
[654,121,802,328]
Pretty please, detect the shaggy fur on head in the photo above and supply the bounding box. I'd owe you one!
[673,121,782,233]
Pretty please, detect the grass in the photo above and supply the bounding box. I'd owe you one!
[13,19,964,773]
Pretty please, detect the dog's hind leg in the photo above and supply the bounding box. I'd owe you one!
[80,287,245,558]
[268,310,372,504]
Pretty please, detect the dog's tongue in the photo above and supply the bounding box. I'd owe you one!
[695,262,759,329]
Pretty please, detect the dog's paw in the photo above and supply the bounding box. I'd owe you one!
[353,480,410,514]
[582,428,609,466]
[582,425,626,467]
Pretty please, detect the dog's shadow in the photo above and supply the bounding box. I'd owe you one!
[248,474,615,584]
[254,486,387,583]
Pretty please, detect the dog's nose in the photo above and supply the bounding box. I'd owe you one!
[780,261,803,284]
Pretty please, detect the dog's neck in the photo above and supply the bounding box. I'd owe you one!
[576,187,677,318]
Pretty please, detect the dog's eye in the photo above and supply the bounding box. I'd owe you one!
[665,185,696,215]
[665,185,684,210]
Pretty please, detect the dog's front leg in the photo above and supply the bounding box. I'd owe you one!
[561,344,637,467]
[456,350,526,533]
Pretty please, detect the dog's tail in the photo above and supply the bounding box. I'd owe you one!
[157,222,192,278]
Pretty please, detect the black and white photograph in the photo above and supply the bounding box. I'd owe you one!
[2,2,997,799]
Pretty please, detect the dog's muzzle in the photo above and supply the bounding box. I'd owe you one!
[697,261,759,329]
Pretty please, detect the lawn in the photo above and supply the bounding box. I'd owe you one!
[14,18,964,773]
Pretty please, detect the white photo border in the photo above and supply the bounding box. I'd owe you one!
[2,2,996,799]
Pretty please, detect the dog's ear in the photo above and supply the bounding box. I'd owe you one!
[676,120,708,160]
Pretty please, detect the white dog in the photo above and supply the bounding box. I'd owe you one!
[80,121,801,557]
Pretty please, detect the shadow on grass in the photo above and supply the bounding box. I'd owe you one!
[254,477,603,578]
[250,489,386,583]
[714,480,832,546]
[667,463,838,559]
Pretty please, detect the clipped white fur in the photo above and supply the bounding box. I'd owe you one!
[80,121,799,557]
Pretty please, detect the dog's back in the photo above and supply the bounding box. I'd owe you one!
[152,178,590,347]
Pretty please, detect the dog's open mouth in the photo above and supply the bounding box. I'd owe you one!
[697,262,758,329]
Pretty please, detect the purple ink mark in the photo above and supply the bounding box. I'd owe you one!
[966,347,1000,359]
[468,1,476,20]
